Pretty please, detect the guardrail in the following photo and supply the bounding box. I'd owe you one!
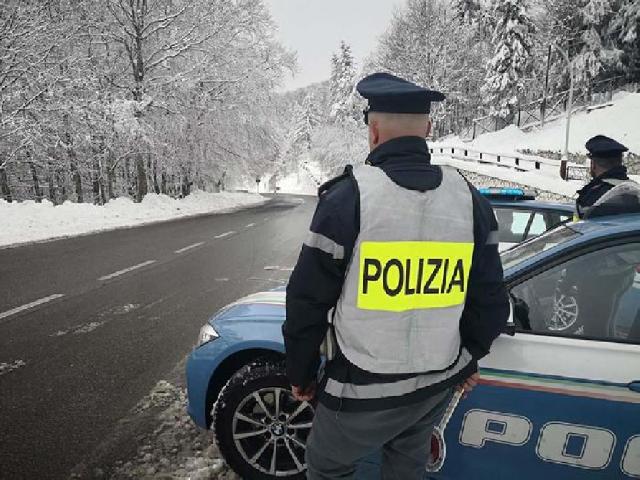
[430,145,560,171]
[430,144,588,181]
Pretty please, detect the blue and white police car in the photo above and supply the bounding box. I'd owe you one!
[478,187,573,250]
[186,210,640,480]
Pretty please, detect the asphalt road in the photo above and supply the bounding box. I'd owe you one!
[0,195,314,480]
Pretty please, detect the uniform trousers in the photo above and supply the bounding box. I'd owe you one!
[305,388,453,480]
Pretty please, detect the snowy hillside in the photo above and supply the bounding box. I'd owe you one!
[432,91,640,198]
[442,91,640,156]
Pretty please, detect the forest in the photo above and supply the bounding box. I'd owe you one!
[2,0,639,202]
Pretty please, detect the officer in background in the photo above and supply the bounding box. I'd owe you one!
[283,72,510,480]
[576,135,640,219]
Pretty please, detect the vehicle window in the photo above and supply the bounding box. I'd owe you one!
[524,212,546,238]
[494,208,544,244]
[510,243,640,343]
[501,225,581,270]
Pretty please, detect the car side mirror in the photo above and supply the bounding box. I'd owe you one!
[502,298,516,336]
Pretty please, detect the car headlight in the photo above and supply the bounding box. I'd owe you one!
[197,324,219,347]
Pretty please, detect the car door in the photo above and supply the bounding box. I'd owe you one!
[431,240,640,479]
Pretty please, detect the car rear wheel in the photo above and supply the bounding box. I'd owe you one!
[213,360,314,479]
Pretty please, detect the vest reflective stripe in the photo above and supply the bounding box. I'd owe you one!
[583,180,640,218]
[594,180,640,207]
[486,230,500,246]
[324,349,473,399]
[305,231,345,260]
[333,165,475,375]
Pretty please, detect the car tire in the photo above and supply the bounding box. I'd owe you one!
[213,359,314,480]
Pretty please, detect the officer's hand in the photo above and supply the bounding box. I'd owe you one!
[292,383,316,402]
[458,372,480,398]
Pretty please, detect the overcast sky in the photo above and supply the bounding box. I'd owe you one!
[264,0,403,91]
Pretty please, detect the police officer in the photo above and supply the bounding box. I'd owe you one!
[575,135,639,219]
[283,72,510,480]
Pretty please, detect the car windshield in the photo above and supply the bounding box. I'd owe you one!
[501,225,582,271]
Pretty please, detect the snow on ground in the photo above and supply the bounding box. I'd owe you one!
[274,170,318,195]
[108,380,238,480]
[440,91,640,156]
[0,191,266,248]
[265,156,325,196]
[0,360,26,376]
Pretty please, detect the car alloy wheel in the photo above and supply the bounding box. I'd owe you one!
[214,359,314,479]
[548,292,579,331]
[232,387,314,477]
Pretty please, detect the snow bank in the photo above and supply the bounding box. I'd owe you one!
[441,91,640,155]
[0,191,267,248]
[109,381,239,480]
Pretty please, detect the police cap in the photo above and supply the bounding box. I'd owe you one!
[585,135,628,159]
[356,72,445,115]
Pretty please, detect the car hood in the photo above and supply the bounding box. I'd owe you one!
[210,290,286,328]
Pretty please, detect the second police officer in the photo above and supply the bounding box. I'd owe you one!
[283,73,510,480]
[576,134,640,219]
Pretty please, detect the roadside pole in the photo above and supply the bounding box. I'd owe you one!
[552,44,574,181]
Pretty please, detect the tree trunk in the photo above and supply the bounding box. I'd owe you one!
[47,160,56,204]
[0,165,12,202]
[135,151,148,202]
[28,159,42,203]
[152,158,160,194]
[161,170,167,194]
[92,157,101,205]
[105,148,115,200]
[69,157,83,203]
[64,114,83,203]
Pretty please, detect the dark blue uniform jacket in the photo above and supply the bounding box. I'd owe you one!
[283,136,510,411]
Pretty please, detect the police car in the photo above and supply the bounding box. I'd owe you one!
[186,214,640,479]
[479,187,573,250]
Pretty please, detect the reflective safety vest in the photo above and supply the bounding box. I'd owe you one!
[333,165,475,375]
[580,178,640,219]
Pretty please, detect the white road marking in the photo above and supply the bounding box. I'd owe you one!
[263,266,294,272]
[245,223,256,228]
[174,242,204,254]
[248,277,287,284]
[214,231,235,239]
[99,260,156,281]
[0,294,65,321]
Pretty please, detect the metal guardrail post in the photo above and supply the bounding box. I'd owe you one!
[497,155,501,163]
[479,152,483,160]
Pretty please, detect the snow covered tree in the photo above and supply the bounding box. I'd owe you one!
[571,0,622,86]
[0,0,294,204]
[609,0,640,81]
[454,0,482,24]
[329,41,358,124]
[482,0,535,120]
